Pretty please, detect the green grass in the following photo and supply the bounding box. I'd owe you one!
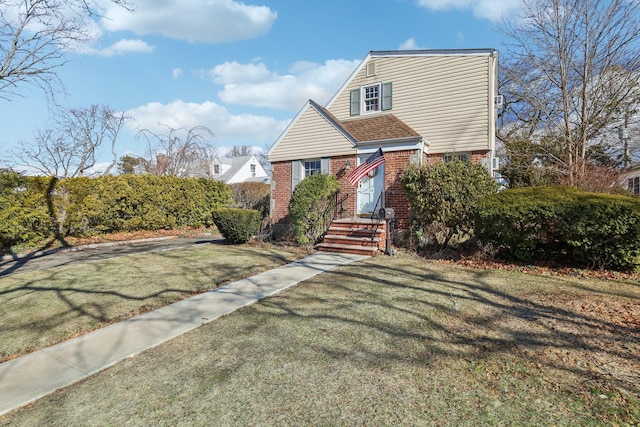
[2,250,639,426]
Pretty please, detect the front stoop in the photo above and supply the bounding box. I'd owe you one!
[317,218,386,256]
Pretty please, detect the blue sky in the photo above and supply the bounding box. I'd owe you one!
[1,0,522,172]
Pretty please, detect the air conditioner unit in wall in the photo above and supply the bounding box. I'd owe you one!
[494,95,504,107]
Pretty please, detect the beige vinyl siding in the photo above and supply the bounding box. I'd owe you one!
[330,55,491,153]
[269,106,355,162]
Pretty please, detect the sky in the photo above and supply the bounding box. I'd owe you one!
[1,0,523,173]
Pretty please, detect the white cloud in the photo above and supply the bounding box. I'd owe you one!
[399,38,426,50]
[126,100,289,143]
[101,0,277,43]
[172,68,183,79]
[208,59,361,110]
[88,38,154,56]
[416,0,521,21]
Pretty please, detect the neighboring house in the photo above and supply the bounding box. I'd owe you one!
[210,155,269,184]
[268,49,500,236]
[621,163,640,195]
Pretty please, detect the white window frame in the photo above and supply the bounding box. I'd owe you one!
[362,83,381,113]
[443,153,471,163]
[250,164,256,177]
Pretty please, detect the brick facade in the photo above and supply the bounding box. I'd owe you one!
[270,149,489,235]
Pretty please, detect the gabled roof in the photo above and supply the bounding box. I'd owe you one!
[217,155,261,183]
[308,100,357,144]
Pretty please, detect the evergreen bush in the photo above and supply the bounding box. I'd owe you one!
[401,160,497,248]
[211,208,260,243]
[288,174,340,245]
[475,186,640,271]
[0,172,233,253]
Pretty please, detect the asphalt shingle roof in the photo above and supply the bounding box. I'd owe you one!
[340,114,420,142]
[310,100,420,144]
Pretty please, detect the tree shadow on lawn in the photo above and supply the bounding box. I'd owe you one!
[257,257,640,398]
[0,244,303,362]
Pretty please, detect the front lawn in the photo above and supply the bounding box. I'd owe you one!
[2,251,638,425]
[0,242,305,362]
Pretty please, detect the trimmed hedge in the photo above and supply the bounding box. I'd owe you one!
[211,208,260,243]
[0,173,232,252]
[288,174,340,245]
[475,186,640,271]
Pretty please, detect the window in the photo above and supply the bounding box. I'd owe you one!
[363,84,379,112]
[292,158,330,191]
[443,153,471,163]
[350,82,392,116]
[304,160,321,177]
[629,177,640,195]
[213,164,220,174]
[250,164,256,177]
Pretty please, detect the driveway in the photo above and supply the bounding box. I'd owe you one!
[0,236,223,277]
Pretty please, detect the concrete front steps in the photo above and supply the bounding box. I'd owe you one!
[317,217,386,256]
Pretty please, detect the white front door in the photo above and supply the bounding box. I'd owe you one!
[356,155,384,216]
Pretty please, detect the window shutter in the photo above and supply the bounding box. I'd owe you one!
[291,160,301,191]
[350,89,360,116]
[320,158,330,175]
[382,82,392,110]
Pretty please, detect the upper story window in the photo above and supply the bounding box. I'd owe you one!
[213,164,220,174]
[350,82,393,116]
[363,84,379,112]
[304,160,321,177]
[250,164,256,177]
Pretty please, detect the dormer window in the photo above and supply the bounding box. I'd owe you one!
[350,82,393,116]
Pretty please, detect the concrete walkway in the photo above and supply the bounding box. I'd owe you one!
[0,251,368,416]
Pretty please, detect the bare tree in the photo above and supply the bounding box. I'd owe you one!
[225,145,253,158]
[0,0,131,100]
[499,0,640,185]
[136,125,217,177]
[10,104,129,177]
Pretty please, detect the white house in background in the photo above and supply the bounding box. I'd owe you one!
[211,155,269,184]
[621,162,640,195]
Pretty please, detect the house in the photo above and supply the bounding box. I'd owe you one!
[621,163,640,195]
[268,49,500,249]
[210,155,269,184]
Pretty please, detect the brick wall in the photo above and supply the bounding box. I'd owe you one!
[330,155,358,217]
[270,149,490,235]
[382,150,416,229]
[270,161,292,232]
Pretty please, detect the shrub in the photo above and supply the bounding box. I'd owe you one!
[230,182,270,218]
[0,174,233,253]
[211,208,260,244]
[401,160,497,248]
[288,174,341,245]
[475,186,640,271]
[0,171,51,251]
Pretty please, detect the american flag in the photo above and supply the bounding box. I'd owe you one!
[347,147,385,186]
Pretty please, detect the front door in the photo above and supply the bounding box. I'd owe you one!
[356,155,384,216]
